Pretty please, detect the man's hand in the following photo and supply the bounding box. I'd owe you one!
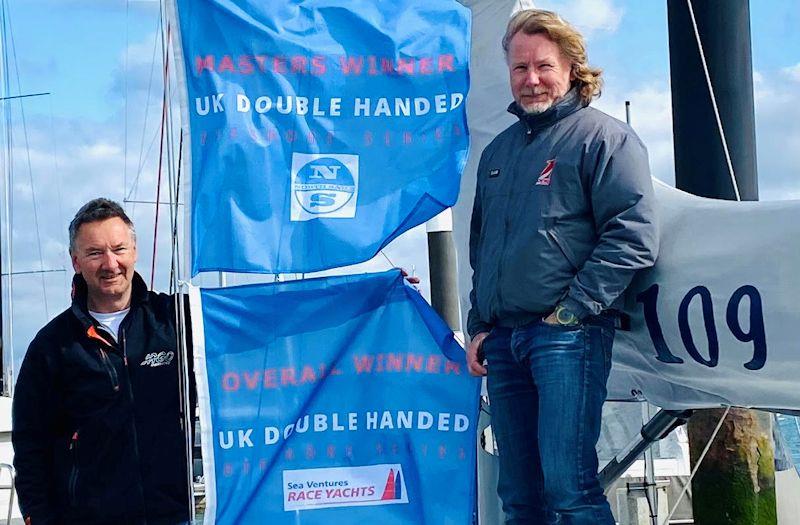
[467,332,490,376]
[544,305,581,327]
[399,267,421,288]
[543,311,559,325]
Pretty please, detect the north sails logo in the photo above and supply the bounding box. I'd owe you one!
[290,152,360,221]
[140,351,174,367]
[536,159,556,186]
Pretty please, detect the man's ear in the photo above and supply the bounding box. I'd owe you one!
[71,253,81,274]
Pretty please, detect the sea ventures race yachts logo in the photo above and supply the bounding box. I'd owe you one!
[283,464,409,511]
[291,153,359,221]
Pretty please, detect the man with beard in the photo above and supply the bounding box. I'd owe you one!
[466,10,658,524]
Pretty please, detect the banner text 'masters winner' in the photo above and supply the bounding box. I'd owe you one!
[193,54,458,77]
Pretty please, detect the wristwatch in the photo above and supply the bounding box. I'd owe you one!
[554,304,580,327]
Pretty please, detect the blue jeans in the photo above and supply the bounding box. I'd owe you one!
[483,316,615,525]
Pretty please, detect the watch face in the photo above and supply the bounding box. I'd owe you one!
[556,306,578,326]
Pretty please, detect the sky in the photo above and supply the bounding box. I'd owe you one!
[1,0,799,386]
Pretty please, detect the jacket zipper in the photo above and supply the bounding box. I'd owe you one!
[122,330,129,367]
[494,127,532,318]
[495,213,509,317]
[121,329,146,506]
[68,431,79,505]
[98,348,120,392]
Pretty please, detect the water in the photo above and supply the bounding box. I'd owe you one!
[777,414,800,475]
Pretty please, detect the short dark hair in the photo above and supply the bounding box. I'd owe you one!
[68,198,136,254]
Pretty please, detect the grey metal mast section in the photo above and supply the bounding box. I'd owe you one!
[427,210,461,333]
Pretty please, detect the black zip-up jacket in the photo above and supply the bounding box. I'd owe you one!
[12,272,194,525]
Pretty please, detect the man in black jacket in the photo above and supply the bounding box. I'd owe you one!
[12,198,194,525]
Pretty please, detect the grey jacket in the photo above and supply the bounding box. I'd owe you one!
[467,90,659,337]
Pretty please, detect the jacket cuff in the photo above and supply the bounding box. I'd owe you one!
[558,297,592,321]
[467,321,492,339]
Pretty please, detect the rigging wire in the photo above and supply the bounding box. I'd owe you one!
[128,126,162,205]
[162,22,178,294]
[0,92,48,101]
[174,102,192,525]
[169,133,183,293]
[127,10,164,210]
[685,0,741,202]
[149,23,171,290]
[379,250,396,269]
[47,94,67,293]
[5,0,49,318]
[162,16,179,294]
[0,0,13,393]
[123,0,130,201]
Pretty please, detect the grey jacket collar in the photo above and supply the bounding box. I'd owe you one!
[507,88,586,133]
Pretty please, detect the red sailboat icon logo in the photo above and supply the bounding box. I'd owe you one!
[380,468,404,500]
[536,159,556,186]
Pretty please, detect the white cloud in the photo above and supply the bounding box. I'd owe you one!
[752,69,800,201]
[119,32,162,68]
[592,65,800,203]
[79,142,123,160]
[536,0,624,35]
[753,70,770,103]
[754,68,796,105]
[594,83,676,185]
[39,0,159,13]
[780,63,800,83]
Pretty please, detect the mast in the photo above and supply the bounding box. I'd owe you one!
[0,0,11,396]
[668,0,758,201]
[0,125,3,398]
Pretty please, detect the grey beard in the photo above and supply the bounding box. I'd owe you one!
[520,101,552,115]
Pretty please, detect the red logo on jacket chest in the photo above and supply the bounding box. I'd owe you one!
[536,159,556,186]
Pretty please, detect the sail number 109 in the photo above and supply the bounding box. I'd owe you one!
[635,284,766,370]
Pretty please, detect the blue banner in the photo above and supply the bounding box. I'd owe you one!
[191,270,480,524]
[175,0,471,275]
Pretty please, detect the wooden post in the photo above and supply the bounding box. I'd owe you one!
[688,409,776,524]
